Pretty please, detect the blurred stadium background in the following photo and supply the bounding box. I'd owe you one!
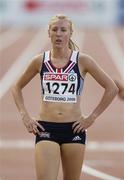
[0,0,124,180]
[0,0,124,26]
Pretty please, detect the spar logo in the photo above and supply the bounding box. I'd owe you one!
[44,73,68,81]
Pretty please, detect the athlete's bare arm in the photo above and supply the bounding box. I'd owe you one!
[80,53,118,118]
[11,54,45,134]
[114,80,124,100]
[73,53,119,133]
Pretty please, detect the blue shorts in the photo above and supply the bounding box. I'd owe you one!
[35,121,86,145]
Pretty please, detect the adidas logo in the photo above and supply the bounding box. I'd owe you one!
[72,136,82,141]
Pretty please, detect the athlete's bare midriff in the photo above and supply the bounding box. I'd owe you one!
[39,96,82,122]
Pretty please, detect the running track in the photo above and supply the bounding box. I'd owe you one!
[0,26,124,180]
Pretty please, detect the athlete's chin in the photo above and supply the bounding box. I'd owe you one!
[54,44,64,49]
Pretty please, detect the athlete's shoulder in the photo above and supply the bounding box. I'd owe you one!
[78,52,93,60]
[78,52,95,66]
[33,53,43,62]
[30,53,44,73]
[77,52,98,74]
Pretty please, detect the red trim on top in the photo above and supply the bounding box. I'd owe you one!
[49,50,73,69]
[56,68,62,73]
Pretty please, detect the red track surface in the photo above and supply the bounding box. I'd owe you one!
[0,27,124,180]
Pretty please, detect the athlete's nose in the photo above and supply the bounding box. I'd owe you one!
[56,29,62,36]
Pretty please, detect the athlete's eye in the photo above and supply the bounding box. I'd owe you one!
[52,28,57,32]
[61,29,67,32]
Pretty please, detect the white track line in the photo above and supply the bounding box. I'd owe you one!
[0,140,124,151]
[100,31,124,80]
[0,28,24,51]
[85,159,116,167]
[83,165,122,180]
[87,141,124,151]
[0,28,49,98]
[0,27,14,39]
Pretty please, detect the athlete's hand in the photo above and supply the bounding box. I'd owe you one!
[72,116,95,133]
[22,114,45,135]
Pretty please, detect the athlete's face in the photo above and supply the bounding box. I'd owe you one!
[48,19,72,49]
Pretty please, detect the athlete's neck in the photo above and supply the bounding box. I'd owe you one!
[51,48,72,59]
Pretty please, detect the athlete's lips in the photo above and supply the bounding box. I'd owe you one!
[55,39,62,43]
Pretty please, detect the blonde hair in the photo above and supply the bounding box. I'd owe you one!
[48,14,79,50]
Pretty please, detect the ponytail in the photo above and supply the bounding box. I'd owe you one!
[69,39,79,51]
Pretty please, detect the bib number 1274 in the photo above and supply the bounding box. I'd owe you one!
[45,82,75,95]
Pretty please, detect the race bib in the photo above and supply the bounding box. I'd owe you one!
[42,73,78,103]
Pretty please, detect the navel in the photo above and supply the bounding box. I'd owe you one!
[58,112,63,115]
